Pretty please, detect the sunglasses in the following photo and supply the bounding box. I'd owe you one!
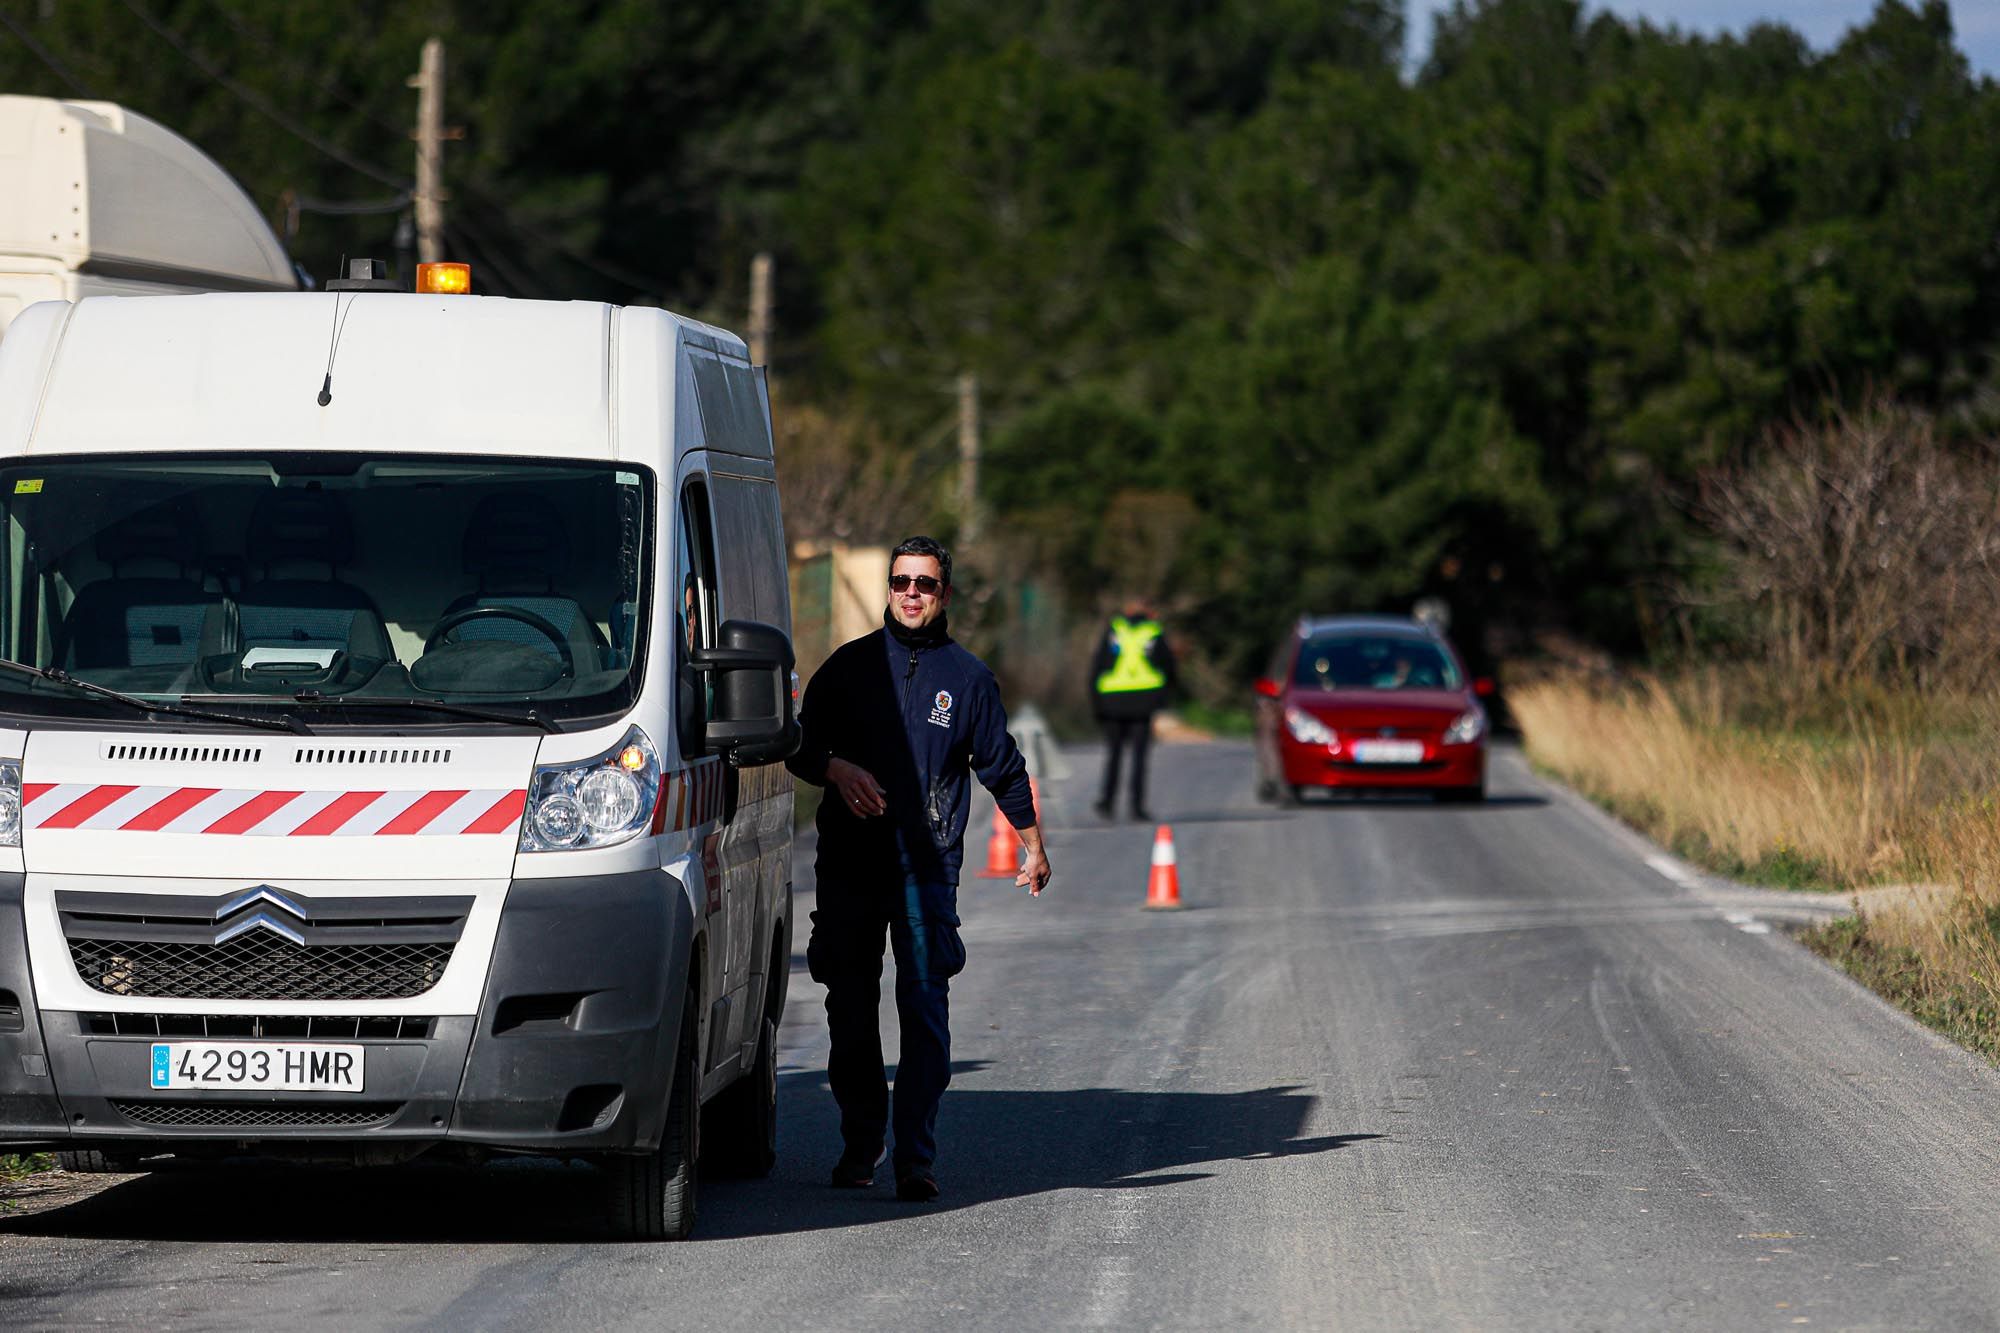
[888,574,944,595]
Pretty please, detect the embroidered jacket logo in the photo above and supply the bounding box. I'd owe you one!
[928,690,955,728]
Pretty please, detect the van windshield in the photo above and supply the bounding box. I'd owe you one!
[0,454,651,727]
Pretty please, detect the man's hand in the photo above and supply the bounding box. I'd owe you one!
[827,757,887,818]
[1016,824,1052,897]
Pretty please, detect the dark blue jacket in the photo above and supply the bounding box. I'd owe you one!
[787,617,1035,884]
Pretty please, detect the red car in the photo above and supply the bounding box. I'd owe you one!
[1253,616,1491,804]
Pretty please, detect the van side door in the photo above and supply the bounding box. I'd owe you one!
[672,469,748,1083]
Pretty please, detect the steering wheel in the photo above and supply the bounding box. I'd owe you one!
[425,605,575,677]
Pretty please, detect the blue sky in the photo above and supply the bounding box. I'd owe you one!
[1406,1,2000,77]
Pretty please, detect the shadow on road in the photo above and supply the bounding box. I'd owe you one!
[700,1074,1384,1241]
[0,1077,1384,1246]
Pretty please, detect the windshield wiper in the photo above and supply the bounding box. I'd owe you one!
[276,692,564,734]
[0,660,309,734]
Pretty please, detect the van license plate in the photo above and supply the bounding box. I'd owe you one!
[149,1042,364,1093]
[1351,740,1425,764]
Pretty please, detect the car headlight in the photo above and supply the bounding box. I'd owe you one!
[0,761,19,847]
[1284,706,1336,747]
[1443,707,1487,746]
[520,728,661,852]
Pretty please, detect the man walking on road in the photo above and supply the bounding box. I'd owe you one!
[1091,597,1176,821]
[787,536,1052,1202]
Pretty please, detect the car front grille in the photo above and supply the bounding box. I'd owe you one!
[70,937,454,1001]
[111,1099,402,1129]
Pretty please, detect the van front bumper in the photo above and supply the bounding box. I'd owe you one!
[0,869,696,1156]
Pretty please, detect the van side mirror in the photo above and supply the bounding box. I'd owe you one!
[690,619,800,765]
[1253,677,1281,699]
[1473,677,1496,698]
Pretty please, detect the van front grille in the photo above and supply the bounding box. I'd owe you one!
[83,1013,435,1040]
[56,889,471,1003]
[293,747,453,765]
[70,937,454,1001]
[111,1100,402,1129]
[102,744,263,764]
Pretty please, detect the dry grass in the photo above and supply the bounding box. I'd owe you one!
[1515,671,2000,1046]
[1513,673,1927,888]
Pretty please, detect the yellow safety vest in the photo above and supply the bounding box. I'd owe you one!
[1096,617,1166,694]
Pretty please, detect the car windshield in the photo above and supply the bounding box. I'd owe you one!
[1294,634,1460,692]
[0,453,651,726]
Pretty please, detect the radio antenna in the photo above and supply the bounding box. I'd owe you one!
[317,254,351,407]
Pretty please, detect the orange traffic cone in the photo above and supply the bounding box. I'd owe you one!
[977,806,1021,879]
[1144,824,1183,910]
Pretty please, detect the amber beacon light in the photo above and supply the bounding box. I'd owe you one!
[415,262,473,295]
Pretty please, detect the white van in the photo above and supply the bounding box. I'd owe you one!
[0,96,299,338]
[0,272,798,1240]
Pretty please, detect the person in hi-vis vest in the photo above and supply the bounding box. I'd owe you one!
[1090,597,1178,821]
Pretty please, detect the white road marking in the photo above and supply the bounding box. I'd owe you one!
[1722,910,1772,935]
[1644,853,1697,886]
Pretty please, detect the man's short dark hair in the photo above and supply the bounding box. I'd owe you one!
[891,535,952,588]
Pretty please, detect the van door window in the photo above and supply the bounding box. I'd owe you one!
[708,476,787,627]
[677,478,720,755]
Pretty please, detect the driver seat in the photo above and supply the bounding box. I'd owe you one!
[441,494,605,670]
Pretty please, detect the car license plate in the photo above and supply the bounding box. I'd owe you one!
[149,1042,364,1093]
[1351,739,1425,764]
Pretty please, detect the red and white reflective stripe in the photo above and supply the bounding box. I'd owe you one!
[19,784,528,836]
[662,758,725,832]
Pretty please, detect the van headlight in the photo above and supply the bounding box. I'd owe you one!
[0,761,19,846]
[1443,707,1487,745]
[520,728,661,852]
[1284,706,1336,747]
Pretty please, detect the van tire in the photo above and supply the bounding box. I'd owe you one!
[56,1149,136,1174]
[608,992,700,1240]
[704,1012,777,1178]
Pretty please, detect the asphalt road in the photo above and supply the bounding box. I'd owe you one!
[5,741,2000,1330]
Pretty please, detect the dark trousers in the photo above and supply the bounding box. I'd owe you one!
[1098,715,1154,811]
[807,873,966,1170]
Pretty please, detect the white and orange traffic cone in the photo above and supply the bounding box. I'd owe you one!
[977,806,1020,879]
[1144,824,1183,910]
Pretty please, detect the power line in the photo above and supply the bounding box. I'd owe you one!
[194,0,681,298]
[201,0,408,141]
[0,11,94,97]
[295,193,412,216]
[50,0,682,302]
[117,0,411,191]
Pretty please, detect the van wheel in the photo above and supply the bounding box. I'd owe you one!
[608,992,700,1240]
[704,1012,777,1178]
[57,1149,137,1174]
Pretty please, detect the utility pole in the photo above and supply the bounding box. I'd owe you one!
[410,36,446,264]
[957,372,981,545]
[748,252,774,368]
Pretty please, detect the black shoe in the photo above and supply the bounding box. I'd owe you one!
[830,1145,886,1189]
[895,1165,940,1202]
[1092,799,1112,820]
[1131,806,1151,823]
